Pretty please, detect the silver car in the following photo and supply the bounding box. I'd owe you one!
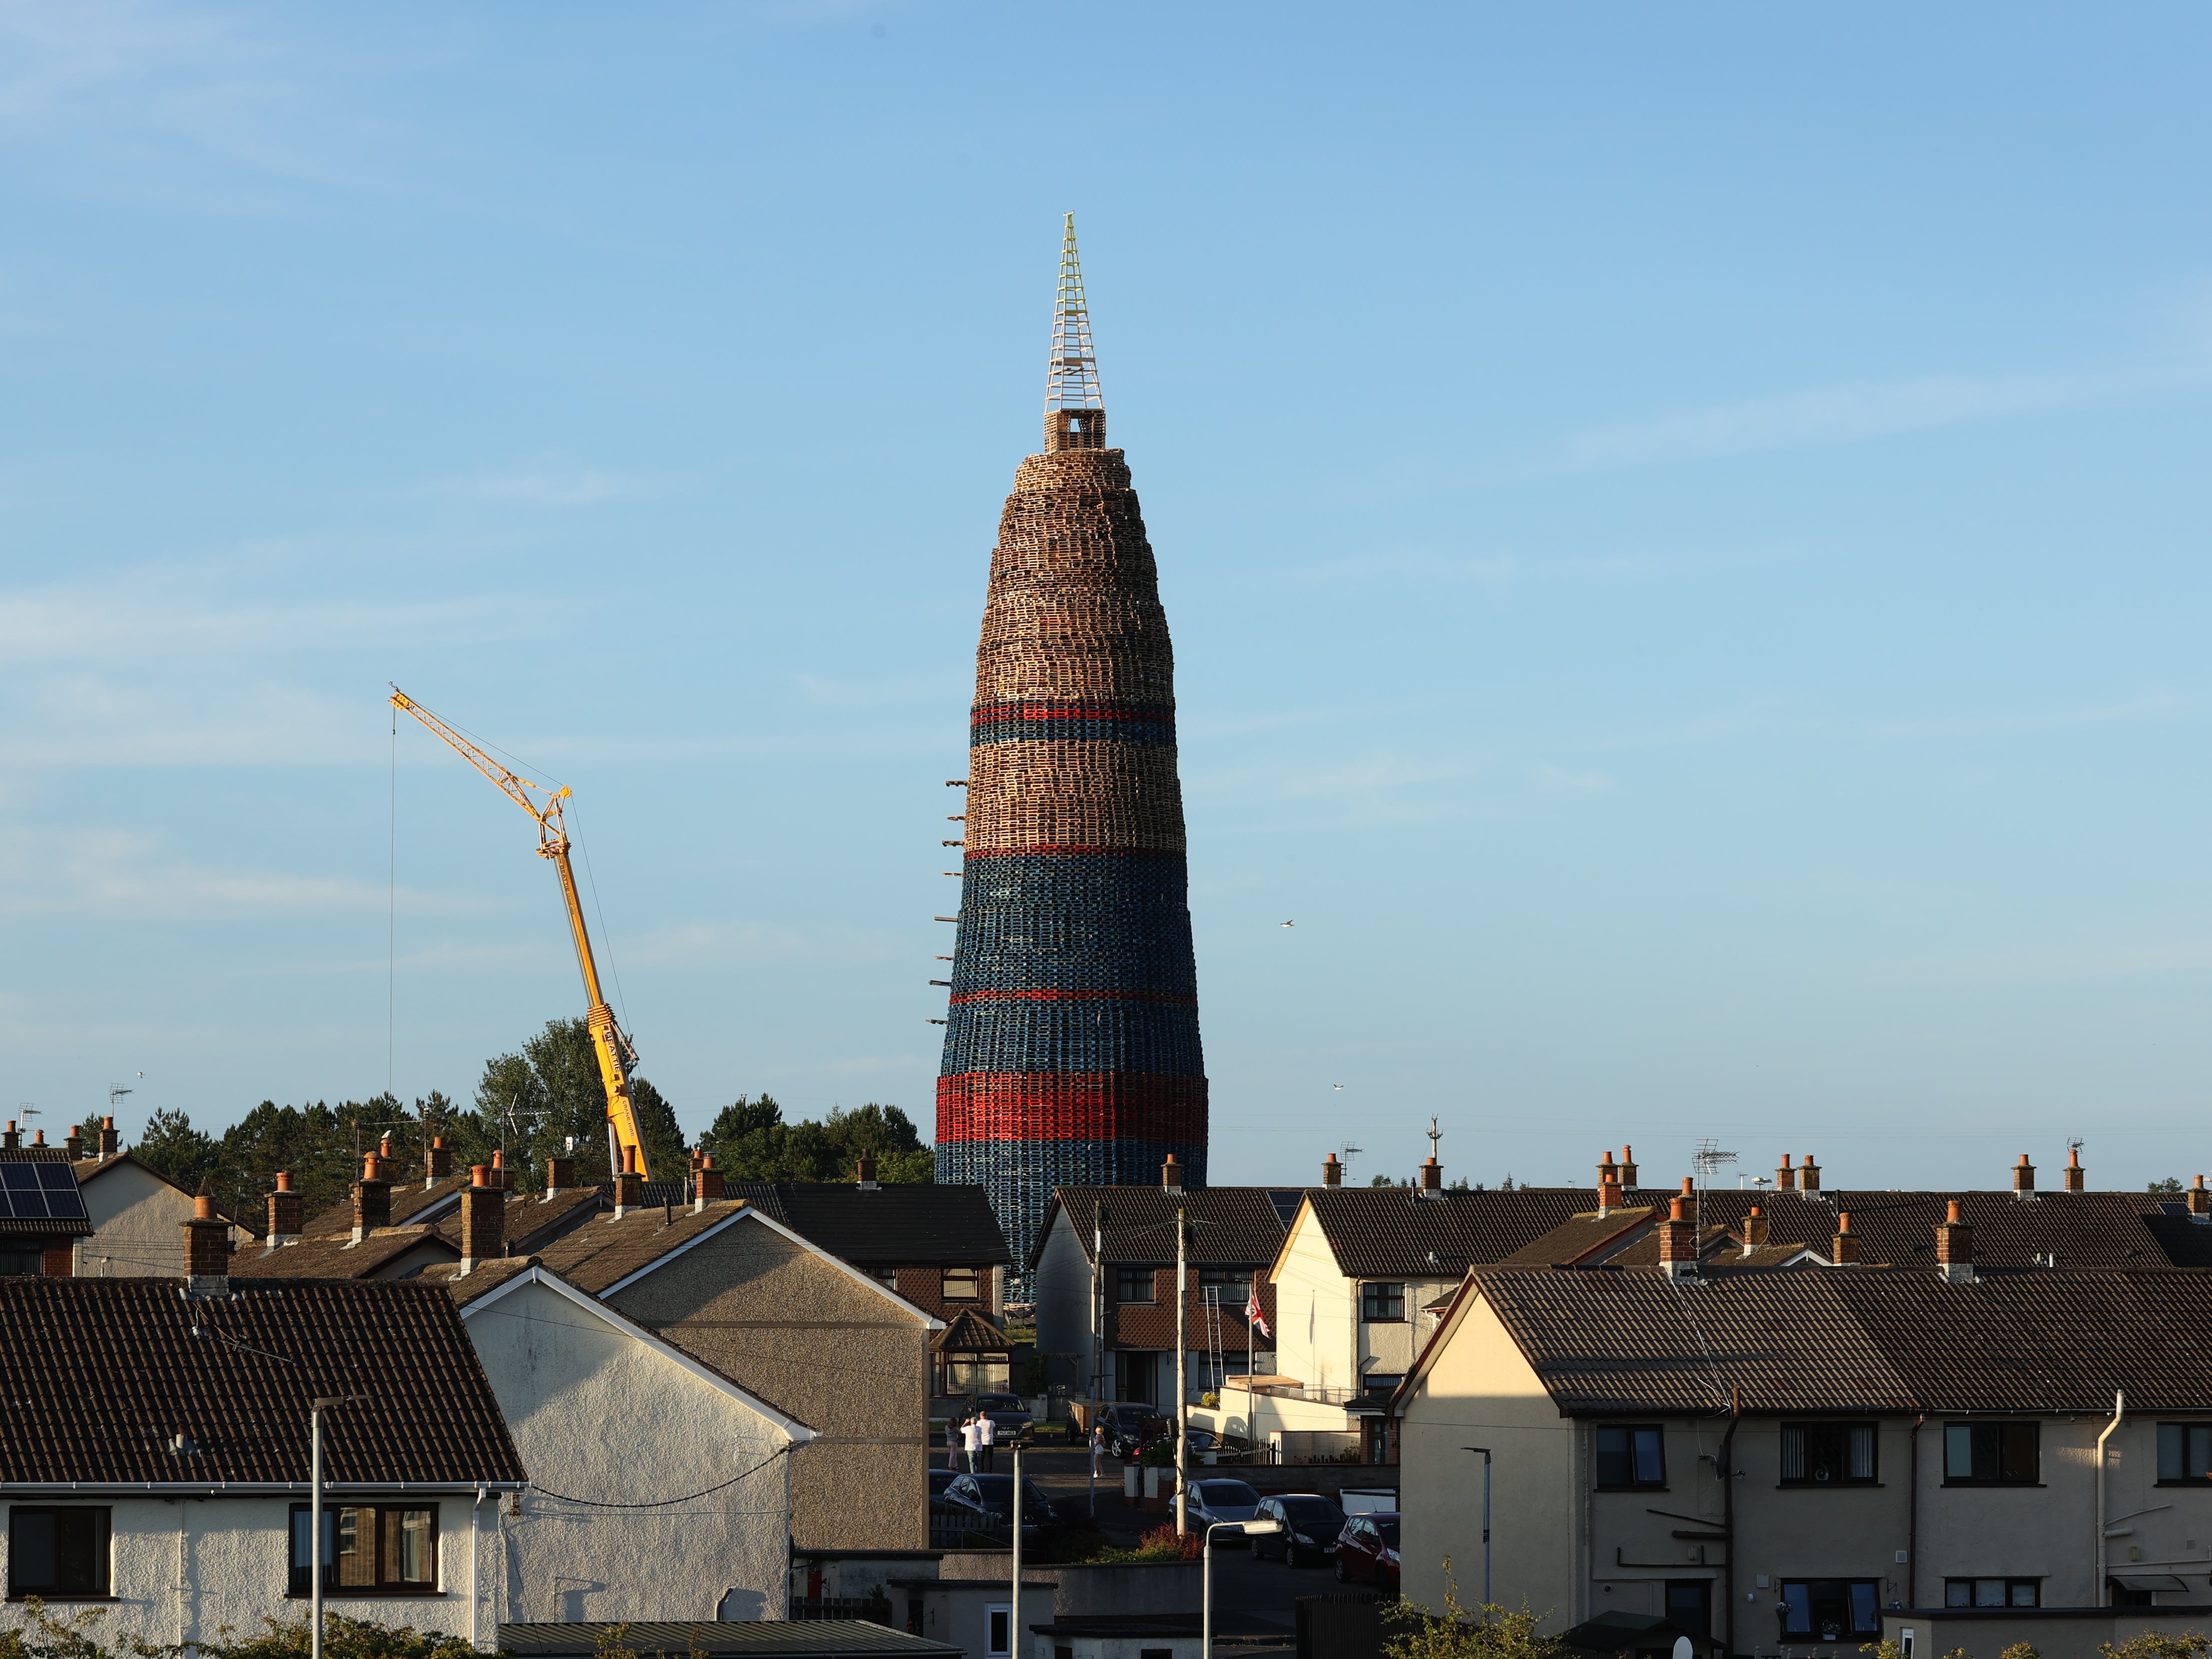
[1186,1478,1263,1540]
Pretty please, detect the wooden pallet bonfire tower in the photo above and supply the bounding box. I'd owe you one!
[936,216,1207,1273]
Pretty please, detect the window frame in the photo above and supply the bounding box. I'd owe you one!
[7,1505,112,1600]
[1779,1421,1880,1486]
[985,1603,1012,1659]
[287,1502,440,1597]
[1779,1578,1883,1637]
[1114,1266,1157,1305]
[1944,1578,2042,1609]
[2159,1423,2212,1485]
[941,1266,981,1303]
[1198,1267,1253,1299]
[1359,1282,1406,1323]
[1594,1423,1668,1490]
[1942,1421,2041,1487]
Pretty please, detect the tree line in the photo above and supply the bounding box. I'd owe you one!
[133,1016,932,1227]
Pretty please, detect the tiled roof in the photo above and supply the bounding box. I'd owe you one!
[490,1186,606,1252]
[528,1199,753,1294]
[233,1225,459,1280]
[726,1183,1011,1269]
[1497,1209,1655,1265]
[425,1255,540,1307]
[1465,1264,2212,1416]
[932,1307,1013,1355]
[0,1277,526,1485]
[1298,1188,1597,1277]
[1303,1186,2198,1277]
[301,1172,473,1239]
[1036,1187,1296,1271]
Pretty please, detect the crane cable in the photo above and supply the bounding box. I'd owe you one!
[388,700,398,1101]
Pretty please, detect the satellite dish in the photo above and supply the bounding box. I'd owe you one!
[1673,1638,1693,1659]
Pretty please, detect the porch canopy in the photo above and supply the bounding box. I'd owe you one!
[931,1306,1013,1395]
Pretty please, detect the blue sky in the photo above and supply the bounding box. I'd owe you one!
[5,3,2211,1193]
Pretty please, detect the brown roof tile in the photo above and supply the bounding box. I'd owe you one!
[727,1183,1010,1268]
[1039,1187,1296,1271]
[530,1199,753,1294]
[302,1172,474,1239]
[233,1225,459,1280]
[1497,1209,1656,1265]
[1465,1263,2212,1416]
[0,1277,526,1485]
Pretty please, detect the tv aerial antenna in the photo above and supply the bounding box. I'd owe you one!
[1693,1140,1737,1236]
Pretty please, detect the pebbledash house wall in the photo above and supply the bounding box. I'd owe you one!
[0,1494,496,1651]
[459,1273,799,1624]
[1396,1291,2212,1641]
[74,1159,252,1277]
[601,1215,935,1552]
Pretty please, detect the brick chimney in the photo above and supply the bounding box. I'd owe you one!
[1936,1199,1975,1283]
[1617,1146,1639,1189]
[266,1172,303,1244]
[65,1125,83,1161]
[1419,1155,1444,1196]
[370,1136,393,1181]
[458,1165,504,1276]
[545,1155,575,1196]
[491,1149,514,1191]
[857,1151,879,1192]
[1775,1154,1796,1191]
[1162,1154,1184,1193]
[1799,1156,1821,1193]
[695,1154,725,1210]
[31,1130,45,1147]
[1658,1196,1697,1281]
[426,1136,452,1186]
[2013,1154,2036,1198]
[1597,1151,1623,1216]
[352,1151,392,1243]
[612,1144,643,1216]
[1322,1153,1343,1188]
[98,1117,119,1157]
[2189,1175,2210,1219]
[2063,1147,2085,1193]
[1741,1204,1768,1253]
[184,1186,229,1293]
[1832,1211,1860,1265]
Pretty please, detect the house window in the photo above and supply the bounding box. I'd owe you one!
[1359,1282,1405,1322]
[1944,1422,2039,1485]
[1115,1267,1156,1304]
[0,1241,43,1276]
[1594,1425,1666,1489]
[8,1506,110,1598]
[1781,1422,1877,1485]
[1362,1374,1404,1401]
[986,1604,1011,1658]
[288,1504,437,1595]
[1945,1578,2040,1608]
[942,1267,980,1302]
[1780,1580,1881,1637]
[1199,1267,1252,1299]
[2160,1424,2212,1483]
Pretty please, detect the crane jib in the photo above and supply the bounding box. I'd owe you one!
[388,686,654,1182]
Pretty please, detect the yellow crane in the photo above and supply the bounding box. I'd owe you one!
[390,687,653,1180]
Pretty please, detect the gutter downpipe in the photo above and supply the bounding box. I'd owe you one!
[2097,1390,2126,1607]
[1722,1387,1741,1659]
[1908,1416,1923,1611]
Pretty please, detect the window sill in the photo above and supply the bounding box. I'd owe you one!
[1940,1482,2046,1489]
[1775,1482,1886,1489]
[2154,1481,2212,1488]
[9,1594,116,1603]
[1593,1486,1669,1494]
[285,1589,446,1599]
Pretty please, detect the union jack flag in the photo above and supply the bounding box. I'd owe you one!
[1245,1284,1270,1339]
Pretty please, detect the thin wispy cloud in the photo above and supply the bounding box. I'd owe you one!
[427,464,665,508]
[0,825,477,919]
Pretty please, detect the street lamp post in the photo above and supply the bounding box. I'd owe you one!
[1463,1447,1492,1604]
[1205,1520,1282,1659]
[310,1396,367,1659]
[1010,1444,1023,1659]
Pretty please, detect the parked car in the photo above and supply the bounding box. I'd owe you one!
[928,1468,959,1518]
[971,1393,1035,1445]
[1182,1427,1253,1464]
[1252,1494,1347,1568]
[942,1471,1058,1534]
[1186,1479,1263,1539]
[1333,1511,1400,1591]
[1094,1402,1168,1457]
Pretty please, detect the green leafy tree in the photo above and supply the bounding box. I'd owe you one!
[475,1017,685,1184]
[700,1095,932,1182]
[133,1108,217,1197]
[1385,1568,1565,1659]
[2150,1178,2186,1194]
[194,1611,480,1659]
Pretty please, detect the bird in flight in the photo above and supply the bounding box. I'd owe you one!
[1281,920,1294,928]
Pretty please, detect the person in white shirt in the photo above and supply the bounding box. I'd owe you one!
[977,1408,998,1472]
[959,1412,981,1473]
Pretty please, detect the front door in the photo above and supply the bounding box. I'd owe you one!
[1117,1350,1158,1404]
[1665,1581,1712,1645]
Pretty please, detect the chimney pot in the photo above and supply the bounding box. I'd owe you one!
[65,1125,83,1160]
[98,1116,119,1156]
[2,1120,16,1150]
[352,1156,393,1242]
[696,1155,725,1207]
[32,1129,45,1146]
[1596,1151,1618,1186]
[2064,1147,2085,1193]
[1420,1157,1443,1193]
[1798,1156,1821,1193]
[1162,1154,1184,1192]
[1680,1176,1695,1197]
[1775,1154,1796,1191]
[426,1137,453,1184]
[2189,1176,2210,1218]
[1832,1211,1860,1265]
[492,1148,514,1190]
[2013,1154,2036,1197]
[1658,1196,1697,1278]
[612,1146,644,1215]
[1741,1205,1769,1253]
[184,1183,228,1290]
[1323,1153,1342,1187]
[1617,1146,1638,1187]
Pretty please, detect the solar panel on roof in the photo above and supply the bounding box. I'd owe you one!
[36,1165,86,1218]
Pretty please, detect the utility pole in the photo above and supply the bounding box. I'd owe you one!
[1174,1201,1189,1535]
[1091,1201,1108,1519]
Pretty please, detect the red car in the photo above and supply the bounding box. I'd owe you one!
[1333,1511,1400,1592]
